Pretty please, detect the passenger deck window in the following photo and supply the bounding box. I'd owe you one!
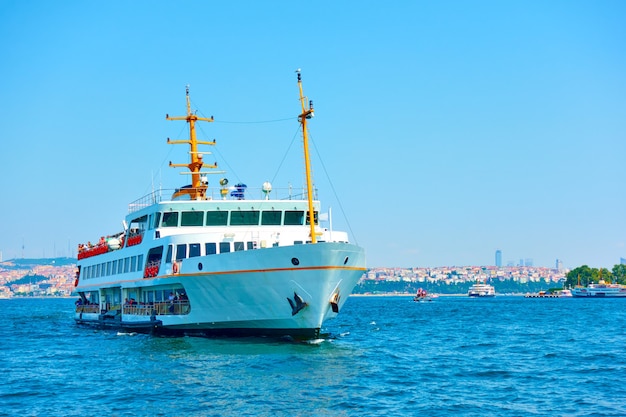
[206,211,228,226]
[219,242,231,253]
[189,243,201,257]
[165,245,173,263]
[284,210,304,225]
[261,210,282,225]
[176,244,187,260]
[205,242,217,255]
[230,210,260,226]
[234,242,244,251]
[162,212,179,227]
[181,211,204,226]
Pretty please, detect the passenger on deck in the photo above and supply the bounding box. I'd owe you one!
[168,292,175,313]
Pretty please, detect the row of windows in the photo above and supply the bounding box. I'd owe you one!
[80,241,256,280]
[82,254,144,280]
[159,209,318,227]
[80,238,312,280]
[166,241,262,261]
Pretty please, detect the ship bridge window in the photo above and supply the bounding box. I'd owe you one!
[205,242,217,255]
[284,211,304,225]
[306,211,319,226]
[176,244,187,260]
[231,210,260,226]
[162,212,179,227]
[261,210,282,225]
[181,211,204,226]
[189,243,201,257]
[153,213,161,229]
[206,211,228,226]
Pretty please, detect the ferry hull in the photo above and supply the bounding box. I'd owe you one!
[76,242,365,338]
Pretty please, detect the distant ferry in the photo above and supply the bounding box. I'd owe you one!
[571,281,626,298]
[73,72,366,338]
[468,281,496,297]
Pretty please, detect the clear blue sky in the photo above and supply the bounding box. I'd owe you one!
[1,1,625,269]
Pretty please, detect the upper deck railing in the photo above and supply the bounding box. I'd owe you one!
[128,186,318,213]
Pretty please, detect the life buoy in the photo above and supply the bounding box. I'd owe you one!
[172,261,179,274]
[74,278,79,287]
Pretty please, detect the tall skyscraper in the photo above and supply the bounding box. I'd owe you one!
[556,259,563,271]
[495,249,502,267]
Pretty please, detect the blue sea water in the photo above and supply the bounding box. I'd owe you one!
[1,296,625,417]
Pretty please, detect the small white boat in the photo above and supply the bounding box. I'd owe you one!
[468,281,496,297]
[525,289,572,298]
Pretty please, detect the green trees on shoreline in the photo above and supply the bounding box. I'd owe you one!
[565,264,626,287]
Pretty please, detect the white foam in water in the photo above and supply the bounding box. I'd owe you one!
[116,332,137,336]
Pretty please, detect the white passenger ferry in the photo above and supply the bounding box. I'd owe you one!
[74,72,366,338]
[571,281,626,298]
[468,281,496,297]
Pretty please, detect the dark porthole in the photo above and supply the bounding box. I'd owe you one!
[198,263,203,271]
[291,258,300,266]
[343,256,349,265]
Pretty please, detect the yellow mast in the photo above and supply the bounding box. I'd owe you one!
[296,70,317,244]
[166,85,216,200]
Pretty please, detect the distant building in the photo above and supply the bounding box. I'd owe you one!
[556,259,563,271]
[525,258,533,267]
[621,257,626,265]
[495,250,502,267]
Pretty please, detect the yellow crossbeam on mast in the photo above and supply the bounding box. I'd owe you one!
[165,85,215,200]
